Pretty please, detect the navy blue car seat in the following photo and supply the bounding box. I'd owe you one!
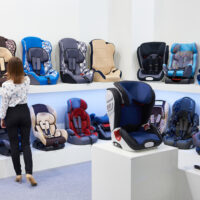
[163,97,199,149]
[193,132,200,154]
[59,38,94,83]
[137,42,169,81]
[90,113,111,140]
[65,98,98,145]
[0,127,22,156]
[164,43,198,84]
[106,81,162,151]
[22,36,59,85]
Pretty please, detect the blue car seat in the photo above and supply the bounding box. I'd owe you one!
[21,36,59,85]
[90,113,111,140]
[106,81,162,151]
[163,97,199,149]
[59,38,94,83]
[137,42,169,81]
[65,98,98,145]
[193,132,200,154]
[164,43,198,84]
[0,127,22,156]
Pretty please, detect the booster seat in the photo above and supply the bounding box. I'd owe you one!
[90,113,111,140]
[21,36,59,85]
[30,104,68,151]
[0,128,22,156]
[193,132,200,155]
[0,36,16,86]
[59,38,94,83]
[164,43,197,84]
[89,39,122,82]
[137,42,168,81]
[66,98,98,145]
[149,100,169,135]
[0,127,11,156]
[163,97,199,149]
[106,81,162,151]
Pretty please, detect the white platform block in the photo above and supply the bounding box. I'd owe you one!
[92,143,178,200]
[175,149,200,200]
[0,143,92,179]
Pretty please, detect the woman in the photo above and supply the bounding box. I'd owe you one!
[0,57,37,186]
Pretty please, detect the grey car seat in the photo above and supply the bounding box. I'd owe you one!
[59,38,94,83]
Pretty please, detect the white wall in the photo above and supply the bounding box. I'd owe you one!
[0,0,80,71]
[132,0,155,79]
[154,0,200,45]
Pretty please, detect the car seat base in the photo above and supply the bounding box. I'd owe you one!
[33,139,65,151]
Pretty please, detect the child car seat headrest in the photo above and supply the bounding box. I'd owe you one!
[114,81,154,105]
[0,47,12,72]
[64,49,84,71]
[140,42,166,58]
[67,98,87,113]
[91,39,115,75]
[27,48,49,74]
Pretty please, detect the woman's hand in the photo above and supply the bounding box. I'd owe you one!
[1,119,6,128]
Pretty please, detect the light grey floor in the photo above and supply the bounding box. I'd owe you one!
[0,162,91,200]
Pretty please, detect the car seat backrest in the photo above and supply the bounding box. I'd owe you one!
[0,37,16,75]
[90,39,115,75]
[0,36,16,56]
[170,97,196,138]
[27,48,49,75]
[139,42,167,72]
[32,104,60,139]
[114,81,155,132]
[170,43,197,70]
[67,98,92,135]
[22,37,52,76]
[59,38,86,75]
[0,47,12,72]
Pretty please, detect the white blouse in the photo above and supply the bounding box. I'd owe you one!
[0,76,30,119]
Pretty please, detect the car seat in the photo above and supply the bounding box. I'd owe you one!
[21,36,59,85]
[89,39,122,82]
[0,128,22,156]
[193,132,200,155]
[66,98,98,145]
[0,36,16,86]
[59,38,94,83]
[163,97,199,149]
[149,100,169,135]
[164,43,198,84]
[30,104,68,151]
[106,81,162,151]
[90,113,111,140]
[137,42,168,81]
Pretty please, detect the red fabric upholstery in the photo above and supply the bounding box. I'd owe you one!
[69,108,97,138]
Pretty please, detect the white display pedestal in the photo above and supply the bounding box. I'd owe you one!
[92,143,178,200]
[0,143,92,179]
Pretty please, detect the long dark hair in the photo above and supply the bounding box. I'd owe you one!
[7,57,25,84]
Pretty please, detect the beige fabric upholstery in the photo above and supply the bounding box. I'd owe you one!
[30,106,68,146]
[91,39,121,82]
[0,47,12,71]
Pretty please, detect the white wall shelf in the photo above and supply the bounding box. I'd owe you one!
[0,82,114,96]
[148,81,200,94]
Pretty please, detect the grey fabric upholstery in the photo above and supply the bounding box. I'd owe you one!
[59,38,93,83]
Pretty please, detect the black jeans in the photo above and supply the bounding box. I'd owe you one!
[5,104,33,175]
